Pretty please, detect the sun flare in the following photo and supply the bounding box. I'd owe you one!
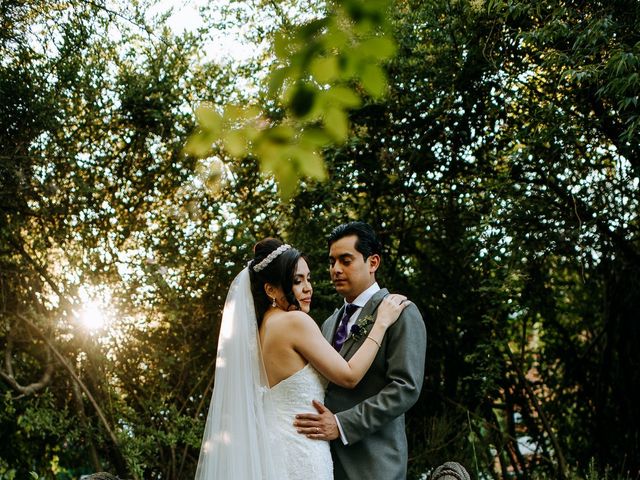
[80,300,108,331]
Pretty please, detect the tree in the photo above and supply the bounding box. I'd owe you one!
[0,0,238,476]
[2,0,638,478]
[263,0,640,477]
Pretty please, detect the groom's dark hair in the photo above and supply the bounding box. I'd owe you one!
[328,222,382,260]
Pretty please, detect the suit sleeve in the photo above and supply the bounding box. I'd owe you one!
[334,303,427,445]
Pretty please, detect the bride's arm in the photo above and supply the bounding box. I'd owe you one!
[289,295,409,388]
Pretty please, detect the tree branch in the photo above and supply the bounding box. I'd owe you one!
[0,321,53,398]
[16,313,136,480]
[506,346,568,478]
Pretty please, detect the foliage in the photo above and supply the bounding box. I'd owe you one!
[252,0,640,477]
[186,0,397,198]
[1,0,639,479]
[0,0,239,477]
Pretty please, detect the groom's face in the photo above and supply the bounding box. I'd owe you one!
[329,235,379,303]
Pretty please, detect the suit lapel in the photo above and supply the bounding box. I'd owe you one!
[340,288,389,359]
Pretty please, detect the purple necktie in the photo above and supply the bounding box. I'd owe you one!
[333,304,359,351]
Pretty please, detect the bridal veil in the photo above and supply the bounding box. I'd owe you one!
[195,267,284,479]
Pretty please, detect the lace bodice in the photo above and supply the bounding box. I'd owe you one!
[266,363,333,480]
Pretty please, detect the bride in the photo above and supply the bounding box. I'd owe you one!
[195,238,408,479]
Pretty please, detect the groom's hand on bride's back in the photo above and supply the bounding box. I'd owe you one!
[293,400,339,441]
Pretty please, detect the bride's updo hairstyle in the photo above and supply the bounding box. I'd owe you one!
[249,238,304,324]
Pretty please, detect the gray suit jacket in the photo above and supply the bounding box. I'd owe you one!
[322,288,427,480]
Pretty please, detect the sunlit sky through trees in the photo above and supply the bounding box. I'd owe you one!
[73,0,259,334]
[149,0,265,63]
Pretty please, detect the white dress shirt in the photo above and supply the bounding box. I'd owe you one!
[343,282,380,333]
[335,282,380,444]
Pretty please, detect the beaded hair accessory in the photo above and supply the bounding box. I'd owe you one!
[252,244,292,272]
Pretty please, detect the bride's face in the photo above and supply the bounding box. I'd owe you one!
[292,258,313,313]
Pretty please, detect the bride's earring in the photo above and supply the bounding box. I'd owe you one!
[271,297,277,308]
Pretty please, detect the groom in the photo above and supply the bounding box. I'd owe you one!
[294,222,427,479]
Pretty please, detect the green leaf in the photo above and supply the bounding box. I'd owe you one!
[274,32,290,59]
[195,105,222,133]
[300,127,332,147]
[223,104,248,123]
[255,140,277,173]
[298,18,329,41]
[324,24,349,50]
[310,56,339,83]
[268,67,290,96]
[357,36,397,60]
[184,129,215,157]
[338,52,359,79]
[324,86,362,108]
[259,146,298,198]
[295,147,327,180]
[278,176,298,199]
[223,129,247,157]
[289,83,317,118]
[360,63,387,98]
[324,107,349,142]
[265,125,295,144]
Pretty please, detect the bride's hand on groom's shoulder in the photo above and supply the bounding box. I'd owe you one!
[376,294,411,328]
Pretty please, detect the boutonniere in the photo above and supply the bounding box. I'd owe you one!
[348,314,374,342]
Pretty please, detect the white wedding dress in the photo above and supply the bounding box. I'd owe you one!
[195,267,334,480]
[266,363,333,480]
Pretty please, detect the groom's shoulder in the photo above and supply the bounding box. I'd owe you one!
[366,287,389,306]
[374,287,424,321]
[403,300,424,322]
[399,301,426,342]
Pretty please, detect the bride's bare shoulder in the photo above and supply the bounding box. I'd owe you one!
[266,309,310,321]
[270,310,317,330]
[287,310,314,322]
